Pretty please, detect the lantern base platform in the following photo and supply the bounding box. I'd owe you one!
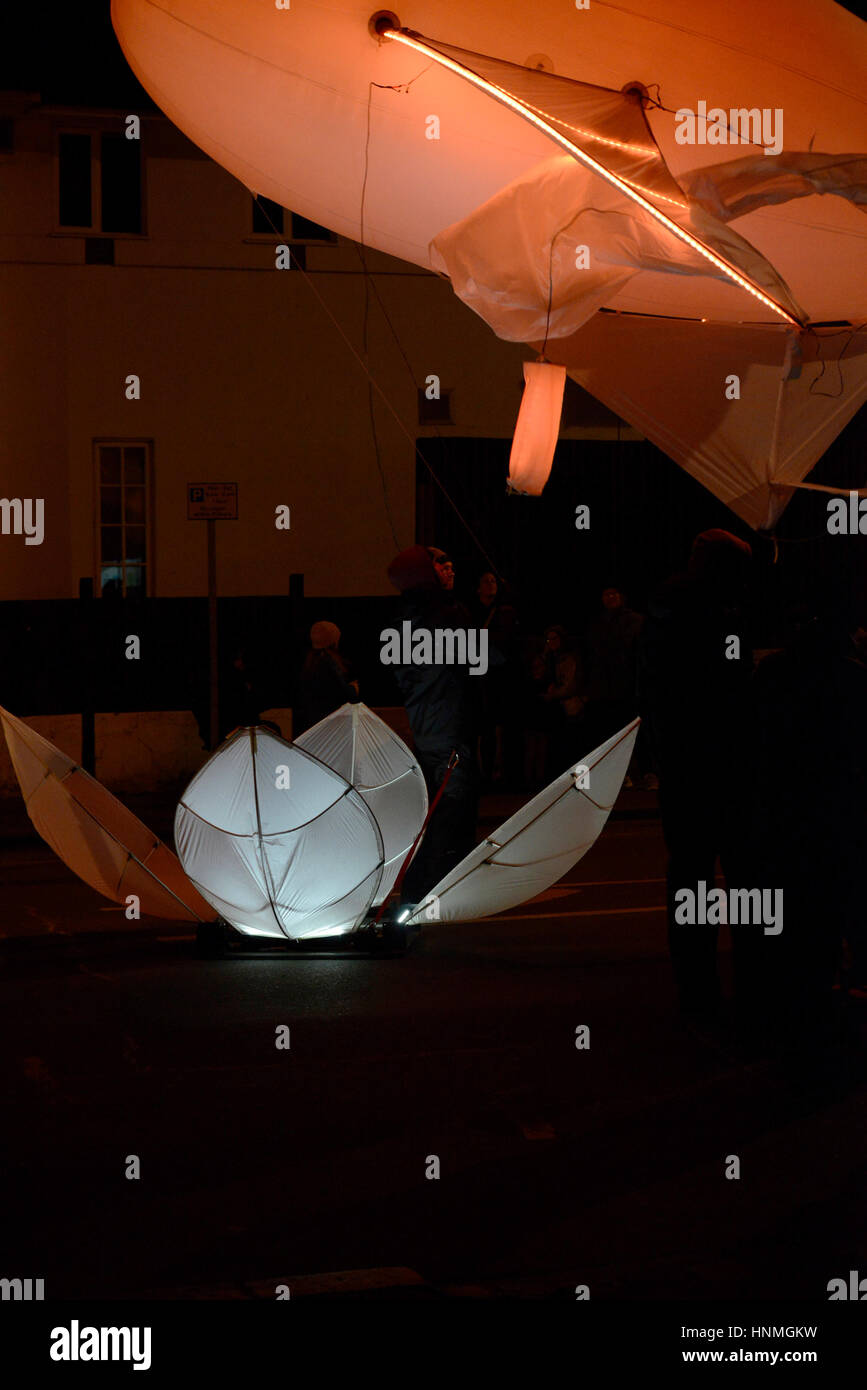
[195,917,416,959]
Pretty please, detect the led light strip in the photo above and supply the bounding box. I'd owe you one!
[618,177,687,209]
[512,97,659,158]
[517,98,690,205]
[383,28,802,328]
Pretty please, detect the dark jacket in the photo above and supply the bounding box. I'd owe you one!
[585,607,644,704]
[390,585,478,760]
[293,650,358,736]
[638,569,752,780]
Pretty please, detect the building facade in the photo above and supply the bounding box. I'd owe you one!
[0,94,629,607]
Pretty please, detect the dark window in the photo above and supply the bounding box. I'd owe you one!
[418,387,453,425]
[100,132,142,234]
[290,212,336,243]
[0,118,14,153]
[58,133,92,227]
[252,196,284,233]
[97,442,150,597]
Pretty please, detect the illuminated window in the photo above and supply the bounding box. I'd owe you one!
[96,442,150,597]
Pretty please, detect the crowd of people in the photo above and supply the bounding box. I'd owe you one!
[282,552,654,799]
[221,534,866,1067]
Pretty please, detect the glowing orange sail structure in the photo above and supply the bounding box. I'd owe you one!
[111,0,867,528]
[384,27,804,328]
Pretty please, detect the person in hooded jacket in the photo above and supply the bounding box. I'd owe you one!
[385,545,481,903]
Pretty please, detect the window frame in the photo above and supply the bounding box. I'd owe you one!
[93,438,155,598]
[248,194,285,238]
[54,124,147,238]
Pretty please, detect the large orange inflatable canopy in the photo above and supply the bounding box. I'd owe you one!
[112,0,867,526]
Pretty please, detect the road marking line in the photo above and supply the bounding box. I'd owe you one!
[484,905,666,922]
[566,877,666,887]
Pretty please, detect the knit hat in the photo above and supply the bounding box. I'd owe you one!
[426,546,452,566]
[310,620,341,650]
[387,545,439,593]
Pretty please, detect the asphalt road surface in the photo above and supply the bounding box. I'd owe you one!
[1,813,865,1300]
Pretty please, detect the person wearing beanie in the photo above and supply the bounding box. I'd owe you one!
[310,619,341,651]
[385,543,481,902]
[292,619,359,737]
[426,547,455,592]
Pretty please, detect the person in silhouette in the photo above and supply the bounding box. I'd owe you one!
[541,624,585,777]
[743,592,867,1067]
[639,529,753,1028]
[583,584,656,785]
[472,571,519,785]
[386,545,480,902]
[293,621,358,737]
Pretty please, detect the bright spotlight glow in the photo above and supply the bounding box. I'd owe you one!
[301,924,353,939]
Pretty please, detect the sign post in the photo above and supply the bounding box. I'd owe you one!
[187,483,238,749]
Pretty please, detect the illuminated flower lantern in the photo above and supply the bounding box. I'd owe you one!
[0,704,214,922]
[2,700,638,942]
[174,725,385,940]
[406,719,638,925]
[294,702,428,905]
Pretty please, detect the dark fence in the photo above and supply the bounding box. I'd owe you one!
[0,594,406,732]
[3,424,864,727]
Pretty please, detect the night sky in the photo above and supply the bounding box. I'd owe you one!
[4,2,154,107]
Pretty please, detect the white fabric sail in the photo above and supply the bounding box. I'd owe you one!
[174,725,384,940]
[430,153,807,342]
[0,705,215,922]
[406,720,638,926]
[294,703,428,904]
[549,315,867,530]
